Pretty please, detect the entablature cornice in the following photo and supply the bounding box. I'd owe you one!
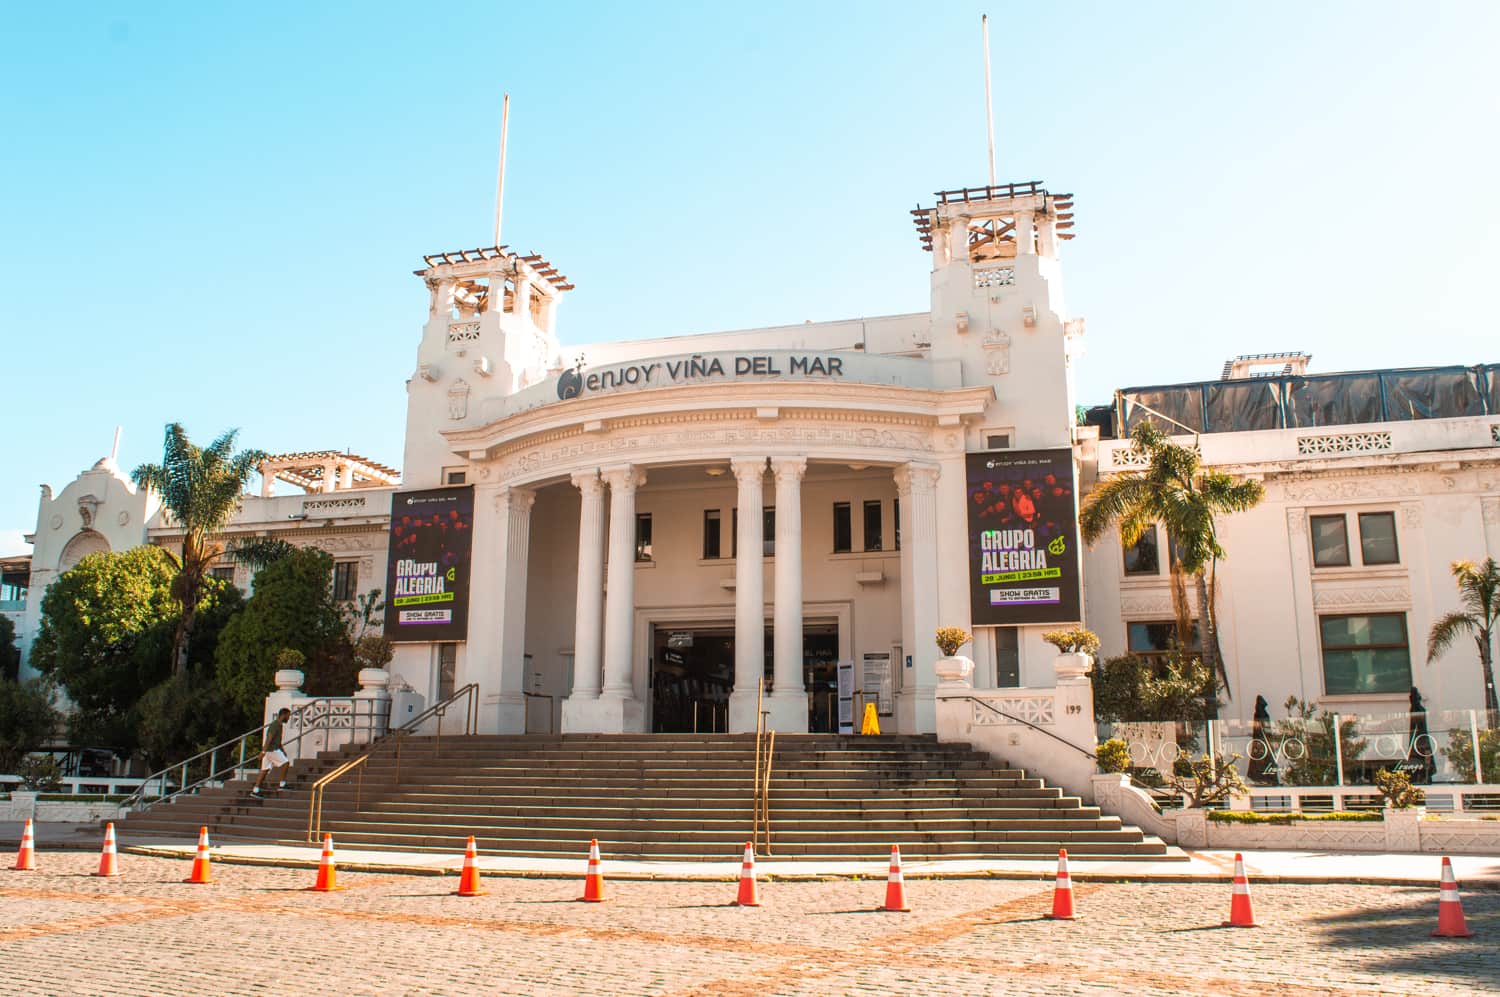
[443,382,995,463]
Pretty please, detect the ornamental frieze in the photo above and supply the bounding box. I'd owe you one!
[495,422,937,482]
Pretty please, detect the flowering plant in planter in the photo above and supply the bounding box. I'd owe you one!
[934,627,972,657]
[1041,628,1100,656]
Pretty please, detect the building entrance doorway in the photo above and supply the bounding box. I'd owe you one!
[649,622,841,733]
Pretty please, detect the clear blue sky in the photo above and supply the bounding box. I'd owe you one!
[3,2,1498,555]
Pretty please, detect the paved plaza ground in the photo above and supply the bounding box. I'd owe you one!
[2,852,1496,996]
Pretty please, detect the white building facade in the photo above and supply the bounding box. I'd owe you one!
[13,176,1499,742]
[390,183,1084,735]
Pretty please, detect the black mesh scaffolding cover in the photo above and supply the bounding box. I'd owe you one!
[1381,368,1484,421]
[1487,365,1500,413]
[1287,374,1382,428]
[1205,380,1282,432]
[1121,386,1205,434]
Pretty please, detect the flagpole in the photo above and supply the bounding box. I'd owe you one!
[493,94,509,247]
[982,15,996,187]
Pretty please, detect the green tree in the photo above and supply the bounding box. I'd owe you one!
[0,613,20,682]
[29,546,241,750]
[29,546,178,746]
[0,677,60,772]
[131,424,265,676]
[134,669,250,771]
[1079,421,1264,699]
[1426,557,1499,722]
[1092,653,1219,723]
[215,547,352,717]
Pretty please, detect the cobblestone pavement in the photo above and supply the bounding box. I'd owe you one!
[2,853,1496,996]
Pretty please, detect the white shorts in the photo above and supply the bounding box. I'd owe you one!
[260,749,290,770]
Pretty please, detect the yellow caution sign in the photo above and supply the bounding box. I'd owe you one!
[860,702,881,735]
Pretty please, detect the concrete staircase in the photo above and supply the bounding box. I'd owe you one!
[117,733,1178,861]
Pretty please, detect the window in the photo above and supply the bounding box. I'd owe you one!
[1311,511,1400,568]
[437,643,457,701]
[763,507,775,557]
[702,509,721,559]
[332,561,358,601]
[1358,512,1399,565]
[1310,514,1351,567]
[732,508,738,557]
[1319,613,1411,695]
[635,513,653,562]
[863,500,883,551]
[986,432,1012,450]
[832,502,852,553]
[1127,620,1200,662]
[893,497,901,550]
[995,627,1020,687]
[210,566,236,584]
[1122,526,1160,575]
[445,469,467,485]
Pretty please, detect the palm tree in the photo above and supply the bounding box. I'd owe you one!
[1079,422,1264,699]
[132,424,266,675]
[1426,558,1500,723]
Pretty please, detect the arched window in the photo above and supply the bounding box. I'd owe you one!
[58,530,111,572]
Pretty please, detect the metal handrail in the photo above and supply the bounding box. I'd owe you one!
[120,698,381,813]
[953,694,1166,800]
[752,679,775,856]
[954,695,1098,761]
[306,683,478,843]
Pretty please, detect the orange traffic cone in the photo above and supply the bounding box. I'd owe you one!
[92,822,122,878]
[182,826,214,885]
[12,818,36,871]
[1045,849,1077,920]
[733,841,761,907]
[880,845,911,912]
[578,839,607,902]
[306,833,344,892]
[1431,856,1474,938]
[1221,853,1259,927]
[453,836,487,897]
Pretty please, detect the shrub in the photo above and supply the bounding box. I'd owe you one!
[1273,697,1367,785]
[934,627,971,657]
[1207,810,1383,824]
[1041,628,1100,656]
[1441,726,1500,782]
[18,755,63,791]
[1166,750,1248,808]
[1374,768,1426,809]
[1096,738,1131,774]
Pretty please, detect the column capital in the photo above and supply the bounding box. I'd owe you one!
[893,461,941,497]
[570,469,604,496]
[599,464,646,492]
[496,486,536,515]
[770,456,808,483]
[730,457,767,484]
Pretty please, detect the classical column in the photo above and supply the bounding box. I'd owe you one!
[768,457,808,732]
[577,465,645,733]
[728,457,767,733]
[568,471,605,700]
[894,462,941,733]
[494,487,536,733]
[1016,211,1036,255]
[513,276,533,318]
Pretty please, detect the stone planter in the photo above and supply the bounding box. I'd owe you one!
[935,655,975,687]
[1053,652,1093,682]
[1383,806,1425,852]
